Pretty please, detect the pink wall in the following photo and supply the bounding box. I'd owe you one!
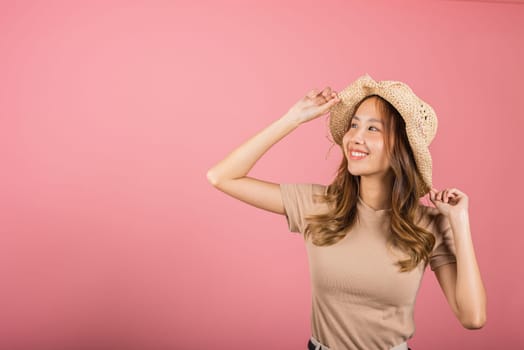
[1,0,522,349]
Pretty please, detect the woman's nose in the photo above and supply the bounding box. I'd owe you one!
[349,129,365,144]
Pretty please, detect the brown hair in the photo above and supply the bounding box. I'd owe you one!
[305,95,435,272]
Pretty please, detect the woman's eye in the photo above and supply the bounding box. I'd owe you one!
[350,123,379,131]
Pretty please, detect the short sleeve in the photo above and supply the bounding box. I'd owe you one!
[279,183,326,234]
[429,213,457,271]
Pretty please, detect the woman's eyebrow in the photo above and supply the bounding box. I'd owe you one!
[352,115,384,124]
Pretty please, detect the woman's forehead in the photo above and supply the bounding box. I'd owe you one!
[354,98,385,121]
[352,115,384,124]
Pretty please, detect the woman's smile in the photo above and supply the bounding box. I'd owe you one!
[349,152,368,160]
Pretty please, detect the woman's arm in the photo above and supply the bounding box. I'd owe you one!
[206,87,340,214]
[206,113,301,186]
[206,114,301,214]
[449,211,487,328]
[430,188,487,329]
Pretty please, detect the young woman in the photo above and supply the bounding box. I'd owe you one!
[207,74,486,350]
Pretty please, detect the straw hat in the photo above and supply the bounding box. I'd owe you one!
[328,73,438,198]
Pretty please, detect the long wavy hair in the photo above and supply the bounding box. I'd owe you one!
[305,95,435,273]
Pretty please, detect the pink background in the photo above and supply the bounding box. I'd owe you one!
[1,0,522,349]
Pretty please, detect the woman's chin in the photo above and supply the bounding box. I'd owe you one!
[347,166,367,176]
[347,169,365,176]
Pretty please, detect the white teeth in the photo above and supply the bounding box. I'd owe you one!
[351,151,367,157]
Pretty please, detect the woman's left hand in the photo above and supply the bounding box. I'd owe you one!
[429,187,469,218]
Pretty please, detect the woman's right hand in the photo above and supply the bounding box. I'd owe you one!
[286,87,341,125]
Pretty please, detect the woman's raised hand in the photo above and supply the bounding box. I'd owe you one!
[286,87,341,125]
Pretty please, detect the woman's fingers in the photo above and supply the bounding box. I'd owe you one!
[443,189,449,203]
[301,87,340,118]
[321,88,339,103]
[432,188,460,204]
[322,87,332,98]
[445,189,458,201]
[317,96,339,113]
[307,89,319,98]
[307,87,336,100]
[292,87,340,124]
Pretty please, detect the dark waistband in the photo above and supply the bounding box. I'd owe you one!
[307,338,412,350]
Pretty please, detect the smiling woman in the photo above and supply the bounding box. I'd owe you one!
[207,73,486,350]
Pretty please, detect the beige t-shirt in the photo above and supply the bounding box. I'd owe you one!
[280,183,457,350]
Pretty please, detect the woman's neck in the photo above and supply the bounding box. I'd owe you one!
[358,176,393,210]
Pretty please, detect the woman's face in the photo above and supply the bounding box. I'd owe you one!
[342,97,392,178]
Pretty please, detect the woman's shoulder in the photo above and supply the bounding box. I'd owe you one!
[303,183,333,213]
[312,183,328,197]
[280,182,329,208]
